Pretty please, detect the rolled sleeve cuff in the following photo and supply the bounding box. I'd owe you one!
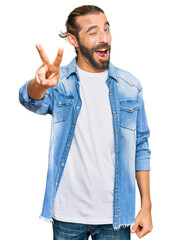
[20,79,48,101]
[20,80,32,102]
[19,80,50,114]
[135,157,151,171]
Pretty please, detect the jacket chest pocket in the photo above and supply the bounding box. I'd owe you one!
[53,90,74,123]
[120,100,140,131]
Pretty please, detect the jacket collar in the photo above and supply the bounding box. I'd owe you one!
[66,56,118,82]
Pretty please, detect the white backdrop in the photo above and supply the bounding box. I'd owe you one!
[0,0,171,239]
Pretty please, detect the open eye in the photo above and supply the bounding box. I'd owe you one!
[105,28,110,32]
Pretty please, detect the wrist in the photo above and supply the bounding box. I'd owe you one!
[28,79,49,100]
[141,200,152,211]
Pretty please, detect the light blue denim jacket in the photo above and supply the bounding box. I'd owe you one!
[19,57,151,230]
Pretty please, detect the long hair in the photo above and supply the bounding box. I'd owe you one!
[59,5,104,54]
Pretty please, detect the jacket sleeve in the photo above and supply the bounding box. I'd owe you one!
[135,86,151,171]
[19,80,54,115]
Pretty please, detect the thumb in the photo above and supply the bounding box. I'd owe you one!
[131,225,136,234]
[131,221,139,234]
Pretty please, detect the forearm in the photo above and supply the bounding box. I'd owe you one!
[136,171,152,210]
[27,79,49,100]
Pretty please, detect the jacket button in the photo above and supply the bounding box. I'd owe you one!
[58,101,61,104]
[115,189,118,192]
[77,106,79,109]
[116,171,118,173]
[72,125,74,127]
[56,182,58,186]
[116,130,118,134]
[110,92,112,95]
[116,151,118,154]
[129,107,132,111]
[113,111,116,114]
[61,163,64,166]
[67,144,70,147]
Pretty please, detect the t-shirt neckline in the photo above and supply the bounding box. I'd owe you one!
[76,65,108,77]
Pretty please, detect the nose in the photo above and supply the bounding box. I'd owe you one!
[98,29,107,43]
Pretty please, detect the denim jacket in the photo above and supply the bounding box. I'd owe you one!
[19,57,151,230]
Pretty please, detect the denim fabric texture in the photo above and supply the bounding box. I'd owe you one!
[52,218,130,240]
[19,56,151,230]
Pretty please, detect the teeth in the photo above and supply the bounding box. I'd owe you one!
[96,48,107,52]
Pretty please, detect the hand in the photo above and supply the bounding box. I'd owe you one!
[35,43,64,87]
[131,208,153,238]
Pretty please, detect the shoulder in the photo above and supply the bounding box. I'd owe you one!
[114,65,142,91]
[58,65,68,80]
[59,57,77,80]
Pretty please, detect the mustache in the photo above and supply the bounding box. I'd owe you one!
[92,43,111,51]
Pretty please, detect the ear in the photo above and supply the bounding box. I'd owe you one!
[67,33,79,48]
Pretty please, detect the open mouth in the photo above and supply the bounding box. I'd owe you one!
[95,48,109,58]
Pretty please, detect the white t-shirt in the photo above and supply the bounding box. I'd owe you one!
[52,65,115,224]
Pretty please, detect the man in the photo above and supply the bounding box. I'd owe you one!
[19,5,153,240]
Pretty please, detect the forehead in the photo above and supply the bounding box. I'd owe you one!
[76,13,109,32]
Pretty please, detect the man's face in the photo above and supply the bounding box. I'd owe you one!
[76,12,112,71]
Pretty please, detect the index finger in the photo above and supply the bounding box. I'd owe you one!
[35,43,50,64]
[53,47,64,67]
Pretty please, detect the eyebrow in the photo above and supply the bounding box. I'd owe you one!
[86,21,110,33]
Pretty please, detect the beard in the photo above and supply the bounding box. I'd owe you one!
[77,39,111,70]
